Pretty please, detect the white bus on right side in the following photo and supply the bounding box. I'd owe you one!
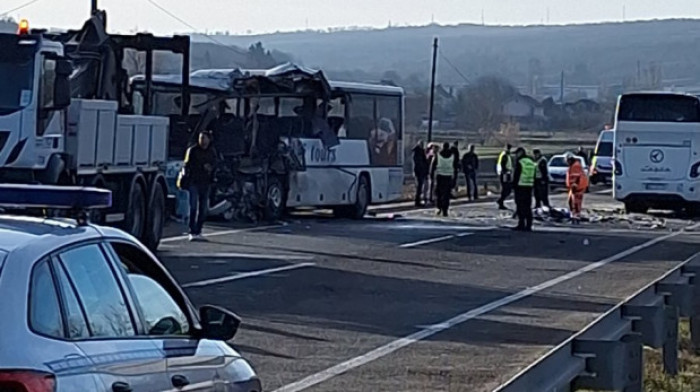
[614,92,700,214]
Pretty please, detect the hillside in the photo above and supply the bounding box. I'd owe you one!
[197,20,700,89]
[0,18,289,74]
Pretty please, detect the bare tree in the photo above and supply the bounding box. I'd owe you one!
[456,76,517,141]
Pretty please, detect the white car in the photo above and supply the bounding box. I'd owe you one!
[548,154,589,189]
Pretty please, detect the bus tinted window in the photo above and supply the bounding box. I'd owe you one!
[618,95,700,123]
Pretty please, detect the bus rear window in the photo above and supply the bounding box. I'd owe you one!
[618,95,700,123]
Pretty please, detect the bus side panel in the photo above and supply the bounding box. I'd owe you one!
[287,168,358,207]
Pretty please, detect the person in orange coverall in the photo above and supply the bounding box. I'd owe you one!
[566,152,589,224]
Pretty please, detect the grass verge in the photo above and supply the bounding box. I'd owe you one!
[642,320,700,392]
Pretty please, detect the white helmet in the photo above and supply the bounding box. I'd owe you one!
[564,152,575,161]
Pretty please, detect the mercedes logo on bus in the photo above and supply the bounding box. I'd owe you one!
[650,149,665,163]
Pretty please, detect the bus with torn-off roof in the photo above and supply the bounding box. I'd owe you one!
[130,63,404,221]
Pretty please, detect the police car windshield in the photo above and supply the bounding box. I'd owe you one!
[550,157,567,167]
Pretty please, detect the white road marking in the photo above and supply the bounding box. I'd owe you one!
[399,232,473,248]
[162,252,314,261]
[161,224,281,244]
[181,262,315,288]
[272,222,700,392]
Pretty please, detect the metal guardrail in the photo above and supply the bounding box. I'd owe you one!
[494,254,700,392]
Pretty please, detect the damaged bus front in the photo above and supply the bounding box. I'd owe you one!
[131,63,404,221]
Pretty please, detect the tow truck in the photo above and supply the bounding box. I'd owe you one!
[0,4,190,249]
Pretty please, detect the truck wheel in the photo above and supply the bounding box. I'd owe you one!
[125,181,146,239]
[625,201,648,214]
[264,176,287,221]
[143,182,165,251]
[350,175,370,219]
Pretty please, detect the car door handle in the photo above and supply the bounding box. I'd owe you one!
[112,382,133,392]
[171,374,190,388]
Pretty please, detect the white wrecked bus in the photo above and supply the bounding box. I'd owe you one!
[614,92,700,213]
[131,64,404,221]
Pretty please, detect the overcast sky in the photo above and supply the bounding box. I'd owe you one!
[4,0,700,35]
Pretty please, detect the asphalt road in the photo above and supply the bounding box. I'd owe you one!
[158,189,700,392]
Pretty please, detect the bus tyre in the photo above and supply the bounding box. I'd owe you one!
[350,175,370,219]
[264,176,287,221]
[125,181,146,240]
[625,201,648,214]
[143,182,165,251]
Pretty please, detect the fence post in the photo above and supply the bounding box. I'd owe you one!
[662,306,679,375]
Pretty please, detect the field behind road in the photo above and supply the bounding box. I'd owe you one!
[159,190,700,391]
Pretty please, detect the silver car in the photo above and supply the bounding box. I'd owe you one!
[0,214,261,392]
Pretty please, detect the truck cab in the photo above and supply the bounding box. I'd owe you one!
[0,30,71,183]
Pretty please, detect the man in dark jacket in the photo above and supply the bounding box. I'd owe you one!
[533,149,550,209]
[412,141,429,206]
[461,144,479,200]
[183,131,218,241]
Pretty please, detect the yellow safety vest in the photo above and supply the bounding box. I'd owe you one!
[535,157,547,180]
[497,151,513,173]
[436,154,454,176]
[518,157,536,187]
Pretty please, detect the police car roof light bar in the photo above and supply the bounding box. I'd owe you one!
[0,184,112,210]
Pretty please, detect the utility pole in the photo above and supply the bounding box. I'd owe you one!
[481,9,485,26]
[427,37,439,143]
[560,70,565,106]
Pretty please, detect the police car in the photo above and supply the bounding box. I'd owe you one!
[0,185,261,392]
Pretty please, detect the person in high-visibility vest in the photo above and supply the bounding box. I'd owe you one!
[496,144,513,210]
[512,147,536,231]
[533,149,550,210]
[431,142,456,217]
[566,152,589,224]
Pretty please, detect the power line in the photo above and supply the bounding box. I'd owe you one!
[144,0,245,56]
[439,49,471,85]
[0,0,43,17]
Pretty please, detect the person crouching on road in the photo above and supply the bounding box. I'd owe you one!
[431,142,455,217]
[512,147,536,231]
[533,149,550,210]
[496,144,514,210]
[566,152,588,224]
[184,131,218,241]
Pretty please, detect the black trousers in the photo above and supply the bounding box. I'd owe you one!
[534,180,550,208]
[464,171,478,199]
[498,175,513,206]
[436,175,452,216]
[188,184,210,235]
[514,186,533,229]
[414,175,427,205]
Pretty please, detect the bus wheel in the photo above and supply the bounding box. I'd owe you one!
[625,201,648,214]
[350,175,370,219]
[125,181,146,239]
[143,181,165,251]
[264,176,287,221]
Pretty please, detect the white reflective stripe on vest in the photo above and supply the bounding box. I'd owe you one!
[436,155,454,176]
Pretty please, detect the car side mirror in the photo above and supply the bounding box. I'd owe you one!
[199,305,241,341]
